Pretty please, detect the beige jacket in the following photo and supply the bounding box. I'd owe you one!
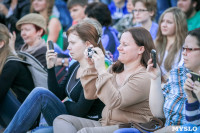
[80,66,153,126]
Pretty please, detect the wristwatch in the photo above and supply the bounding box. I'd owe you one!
[61,58,65,66]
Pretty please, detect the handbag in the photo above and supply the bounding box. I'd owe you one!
[119,117,165,133]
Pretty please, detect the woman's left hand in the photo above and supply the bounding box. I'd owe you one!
[91,47,107,75]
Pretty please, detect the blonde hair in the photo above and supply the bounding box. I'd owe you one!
[0,24,13,74]
[155,7,187,71]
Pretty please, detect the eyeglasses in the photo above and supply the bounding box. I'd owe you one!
[183,47,200,52]
[132,9,148,13]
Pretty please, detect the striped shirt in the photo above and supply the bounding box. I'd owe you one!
[162,66,189,126]
[185,100,200,126]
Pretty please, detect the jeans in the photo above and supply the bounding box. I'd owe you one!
[156,0,177,22]
[114,128,151,133]
[0,90,21,127]
[4,87,67,133]
[31,126,53,133]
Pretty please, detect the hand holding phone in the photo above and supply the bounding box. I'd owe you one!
[151,49,157,68]
[190,72,200,98]
[190,72,200,82]
[48,40,54,50]
[88,47,97,58]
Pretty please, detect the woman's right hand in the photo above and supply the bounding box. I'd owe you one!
[46,50,57,69]
[146,58,161,80]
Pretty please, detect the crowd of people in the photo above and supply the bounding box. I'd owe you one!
[0,0,200,133]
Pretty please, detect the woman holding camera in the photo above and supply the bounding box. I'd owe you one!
[4,19,106,133]
[146,28,200,132]
[53,27,155,133]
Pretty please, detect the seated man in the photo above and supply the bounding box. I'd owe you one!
[178,0,200,31]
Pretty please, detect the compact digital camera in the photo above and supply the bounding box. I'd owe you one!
[88,47,96,58]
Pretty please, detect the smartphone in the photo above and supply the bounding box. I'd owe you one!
[190,72,200,82]
[190,72,200,99]
[48,40,54,50]
[151,49,157,68]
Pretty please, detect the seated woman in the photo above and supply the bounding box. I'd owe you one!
[155,7,187,82]
[145,28,200,132]
[177,29,200,133]
[4,19,106,133]
[53,27,155,133]
[0,24,34,127]
[16,13,47,68]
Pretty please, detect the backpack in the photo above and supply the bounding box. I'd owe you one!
[5,51,48,89]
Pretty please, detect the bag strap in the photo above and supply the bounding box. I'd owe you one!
[132,117,164,133]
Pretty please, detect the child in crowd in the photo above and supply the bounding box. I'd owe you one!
[67,0,87,25]
[133,0,158,40]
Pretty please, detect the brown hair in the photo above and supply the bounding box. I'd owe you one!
[112,27,156,73]
[0,24,14,74]
[133,0,157,20]
[155,7,187,72]
[66,22,105,54]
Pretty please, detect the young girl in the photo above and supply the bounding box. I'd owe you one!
[155,7,187,82]
[133,0,158,40]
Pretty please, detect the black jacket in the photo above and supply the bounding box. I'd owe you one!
[0,60,34,103]
[48,62,105,120]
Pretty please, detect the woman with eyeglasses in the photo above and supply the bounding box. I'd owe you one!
[146,27,200,132]
[155,7,187,82]
[133,0,158,40]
